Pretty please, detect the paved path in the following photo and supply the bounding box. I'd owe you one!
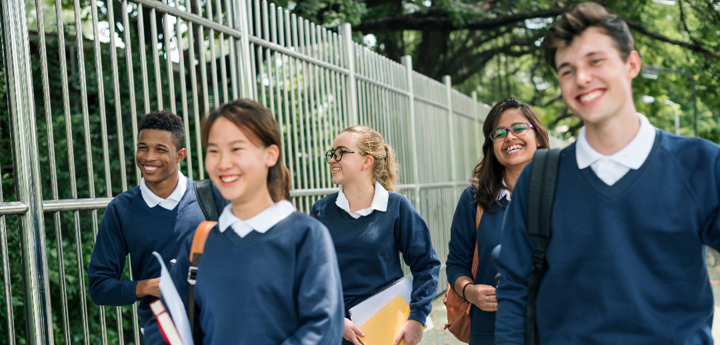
[420,257,720,344]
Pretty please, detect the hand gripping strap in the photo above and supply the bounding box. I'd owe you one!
[187,220,217,341]
[526,148,561,345]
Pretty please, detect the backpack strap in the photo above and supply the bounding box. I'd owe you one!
[526,148,561,345]
[194,179,219,221]
[470,205,483,280]
[187,220,217,338]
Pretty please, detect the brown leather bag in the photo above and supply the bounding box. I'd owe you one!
[443,205,483,343]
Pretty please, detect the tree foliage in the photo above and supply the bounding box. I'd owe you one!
[282,0,720,142]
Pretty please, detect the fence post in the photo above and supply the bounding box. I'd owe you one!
[444,76,458,202]
[341,23,358,126]
[402,56,422,213]
[0,0,53,344]
[236,0,254,99]
[471,91,482,159]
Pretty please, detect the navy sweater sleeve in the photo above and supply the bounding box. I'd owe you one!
[494,163,534,345]
[701,151,720,250]
[446,186,477,294]
[88,198,138,306]
[282,222,344,345]
[395,195,441,323]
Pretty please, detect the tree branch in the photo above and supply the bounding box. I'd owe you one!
[622,16,720,60]
[354,7,569,33]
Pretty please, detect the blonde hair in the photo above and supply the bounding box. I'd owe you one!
[341,126,399,192]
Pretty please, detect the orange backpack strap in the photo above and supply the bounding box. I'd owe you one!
[187,220,216,338]
[189,221,217,266]
[471,205,483,279]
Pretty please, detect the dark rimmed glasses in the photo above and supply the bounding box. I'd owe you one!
[325,148,356,163]
[489,122,534,142]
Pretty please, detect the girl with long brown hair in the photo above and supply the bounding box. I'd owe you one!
[446,97,549,345]
[310,126,441,345]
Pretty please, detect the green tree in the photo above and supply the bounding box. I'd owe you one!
[279,0,720,142]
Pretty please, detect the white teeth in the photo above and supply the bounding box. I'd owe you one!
[144,166,158,171]
[580,90,603,103]
[506,144,523,154]
[332,168,340,173]
[221,176,239,183]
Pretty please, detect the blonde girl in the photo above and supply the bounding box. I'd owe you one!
[310,126,441,345]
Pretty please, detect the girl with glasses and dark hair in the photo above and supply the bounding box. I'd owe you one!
[310,125,441,345]
[445,97,549,345]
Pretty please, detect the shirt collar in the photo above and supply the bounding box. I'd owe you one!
[139,171,186,208]
[336,181,389,216]
[576,113,656,170]
[497,179,511,201]
[217,200,296,238]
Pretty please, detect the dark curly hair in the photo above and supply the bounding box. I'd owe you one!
[139,110,185,150]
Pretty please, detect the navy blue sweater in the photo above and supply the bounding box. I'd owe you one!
[310,192,441,324]
[146,212,344,345]
[88,177,219,330]
[446,185,507,345]
[495,131,720,344]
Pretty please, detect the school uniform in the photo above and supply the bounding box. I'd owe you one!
[446,185,509,345]
[310,182,441,328]
[89,172,210,335]
[495,114,720,344]
[146,201,344,345]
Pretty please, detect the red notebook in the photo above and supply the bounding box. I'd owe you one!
[150,300,184,345]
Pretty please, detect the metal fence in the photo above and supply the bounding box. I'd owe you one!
[0,0,563,343]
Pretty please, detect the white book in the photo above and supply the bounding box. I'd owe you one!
[152,252,194,345]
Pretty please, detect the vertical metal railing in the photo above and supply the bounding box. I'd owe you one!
[0,0,570,343]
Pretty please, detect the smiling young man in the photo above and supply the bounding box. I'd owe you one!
[495,2,720,344]
[89,111,225,341]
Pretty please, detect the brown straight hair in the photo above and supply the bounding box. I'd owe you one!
[471,98,549,212]
[541,2,635,70]
[201,99,291,202]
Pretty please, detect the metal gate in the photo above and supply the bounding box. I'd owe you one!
[0,0,504,343]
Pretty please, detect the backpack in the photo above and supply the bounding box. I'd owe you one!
[525,148,562,345]
[194,179,219,222]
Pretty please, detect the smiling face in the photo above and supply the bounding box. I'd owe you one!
[555,26,641,126]
[328,131,373,187]
[491,109,540,170]
[204,117,279,205]
[136,129,186,184]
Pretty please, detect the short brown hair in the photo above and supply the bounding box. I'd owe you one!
[202,99,291,202]
[541,2,635,70]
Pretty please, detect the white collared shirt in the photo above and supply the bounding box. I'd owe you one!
[336,181,389,219]
[576,113,656,186]
[218,200,296,238]
[498,179,511,201]
[140,171,187,210]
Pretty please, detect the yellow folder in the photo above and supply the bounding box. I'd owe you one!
[357,295,410,345]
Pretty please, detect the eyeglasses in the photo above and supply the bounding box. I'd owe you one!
[325,148,356,163]
[489,122,534,142]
